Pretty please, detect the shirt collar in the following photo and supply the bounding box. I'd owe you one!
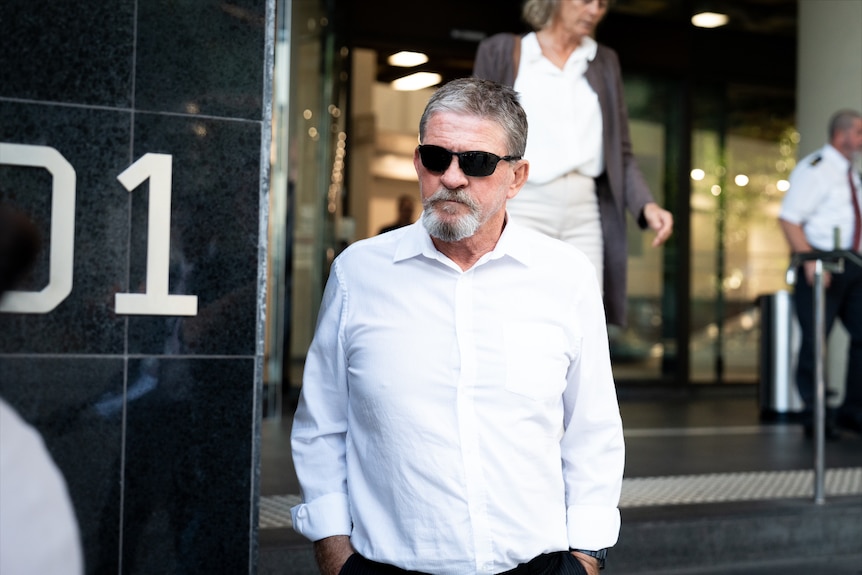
[393,215,533,268]
[489,217,533,266]
[392,220,432,262]
[823,143,852,170]
[578,35,598,62]
[523,32,598,65]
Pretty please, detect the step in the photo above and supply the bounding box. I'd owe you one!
[259,487,862,575]
[259,529,314,575]
[608,496,862,574]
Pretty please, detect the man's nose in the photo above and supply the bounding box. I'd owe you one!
[440,155,468,186]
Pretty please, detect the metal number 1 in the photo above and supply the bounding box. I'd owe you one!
[115,153,198,316]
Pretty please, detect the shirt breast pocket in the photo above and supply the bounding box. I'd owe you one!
[503,322,572,402]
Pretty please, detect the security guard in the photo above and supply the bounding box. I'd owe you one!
[779,109,862,438]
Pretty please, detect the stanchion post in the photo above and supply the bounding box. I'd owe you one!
[812,258,825,504]
[787,249,862,504]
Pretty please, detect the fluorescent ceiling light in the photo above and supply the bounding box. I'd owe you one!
[388,51,429,67]
[391,72,442,91]
[691,12,729,28]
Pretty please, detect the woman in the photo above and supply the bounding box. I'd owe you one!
[474,0,673,327]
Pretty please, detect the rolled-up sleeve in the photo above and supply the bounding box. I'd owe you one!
[290,264,353,541]
[290,492,352,542]
[561,272,625,549]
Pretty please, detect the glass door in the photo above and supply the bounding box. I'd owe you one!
[689,83,796,383]
[265,0,348,416]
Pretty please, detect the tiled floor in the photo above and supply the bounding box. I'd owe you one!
[260,388,862,530]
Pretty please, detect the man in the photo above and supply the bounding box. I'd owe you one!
[377,194,417,235]
[779,109,862,437]
[291,78,625,575]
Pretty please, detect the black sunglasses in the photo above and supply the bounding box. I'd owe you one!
[417,145,521,177]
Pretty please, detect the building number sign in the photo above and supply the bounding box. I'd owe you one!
[0,143,198,316]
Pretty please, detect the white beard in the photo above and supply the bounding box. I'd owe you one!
[421,189,482,242]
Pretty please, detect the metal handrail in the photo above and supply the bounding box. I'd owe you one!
[786,250,862,504]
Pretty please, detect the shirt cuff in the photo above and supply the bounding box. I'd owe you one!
[567,504,621,549]
[290,492,352,541]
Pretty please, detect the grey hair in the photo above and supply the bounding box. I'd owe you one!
[418,78,528,158]
[522,0,614,30]
[522,0,560,30]
[829,109,862,139]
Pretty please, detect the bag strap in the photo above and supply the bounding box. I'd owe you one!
[512,34,521,83]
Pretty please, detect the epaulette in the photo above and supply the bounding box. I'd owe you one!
[809,155,822,166]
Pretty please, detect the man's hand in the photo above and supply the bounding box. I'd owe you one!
[643,202,674,247]
[313,535,355,575]
[804,259,832,288]
[570,551,601,575]
[778,219,829,286]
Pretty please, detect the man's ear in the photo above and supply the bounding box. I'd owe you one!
[507,160,530,199]
[413,146,422,177]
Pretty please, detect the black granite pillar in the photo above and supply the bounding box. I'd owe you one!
[0,0,274,573]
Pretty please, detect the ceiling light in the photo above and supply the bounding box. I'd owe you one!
[388,51,429,67]
[691,12,729,28]
[391,72,442,91]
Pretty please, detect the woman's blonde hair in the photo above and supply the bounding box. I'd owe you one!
[521,0,560,31]
[522,0,613,30]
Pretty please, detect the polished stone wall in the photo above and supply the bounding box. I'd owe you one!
[0,0,274,573]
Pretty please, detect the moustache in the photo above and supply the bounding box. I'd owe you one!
[425,188,478,210]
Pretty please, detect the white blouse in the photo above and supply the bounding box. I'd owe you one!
[515,32,604,184]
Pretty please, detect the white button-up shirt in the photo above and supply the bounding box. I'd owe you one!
[291,220,624,575]
[780,144,862,251]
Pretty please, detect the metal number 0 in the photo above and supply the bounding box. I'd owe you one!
[0,143,75,314]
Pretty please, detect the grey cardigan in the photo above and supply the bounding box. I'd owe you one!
[473,32,656,327]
